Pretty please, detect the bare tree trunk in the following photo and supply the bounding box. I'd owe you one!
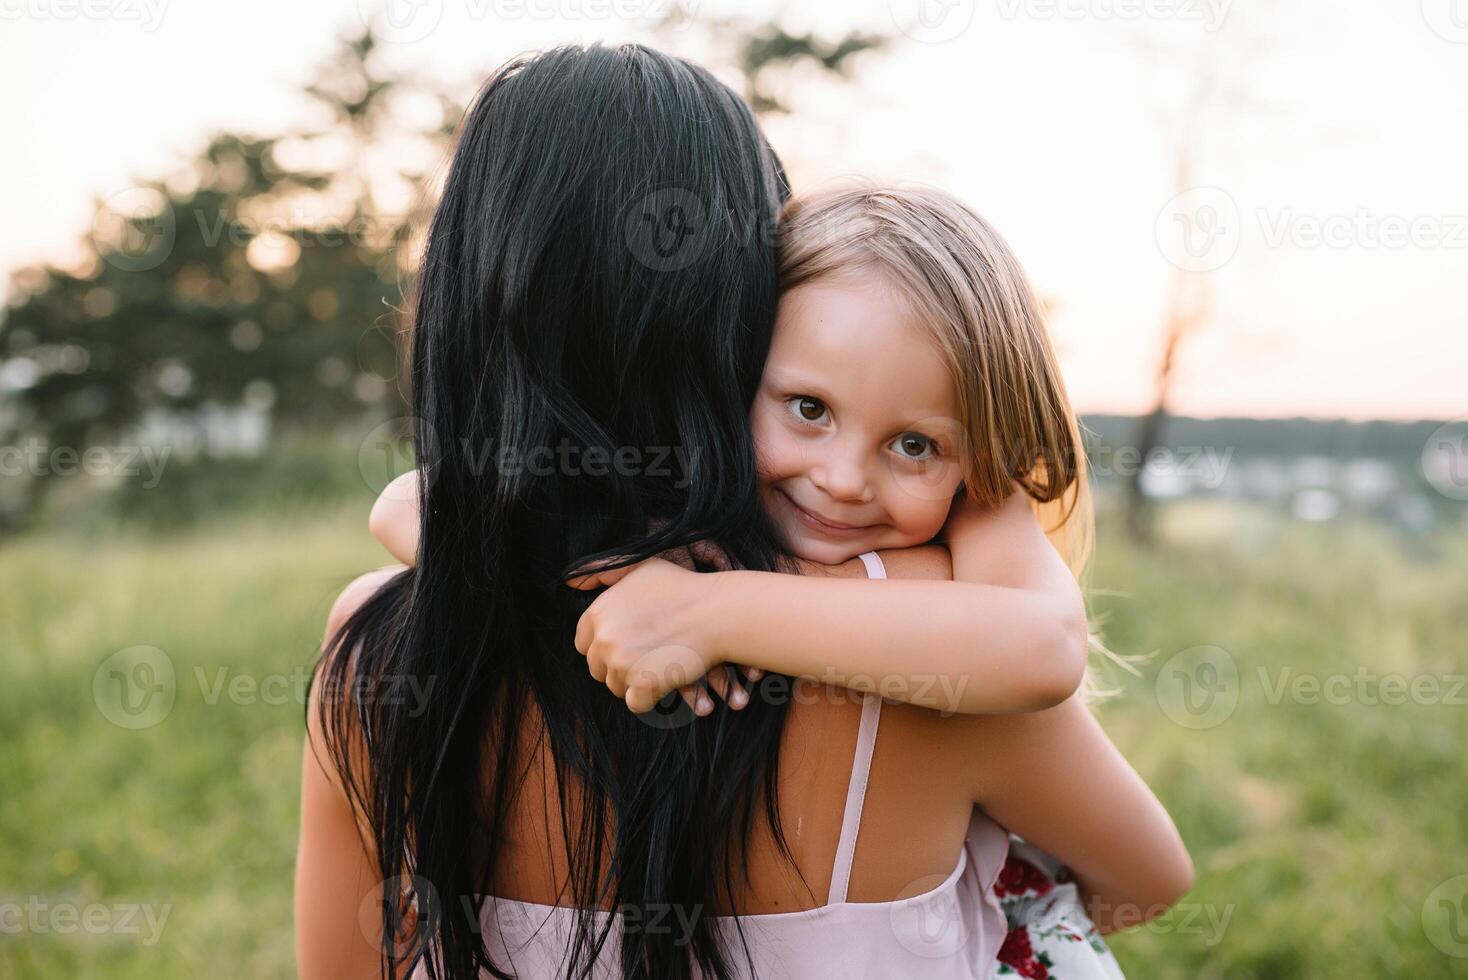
[1126,406,1167,544]
[1126,135,1215,546]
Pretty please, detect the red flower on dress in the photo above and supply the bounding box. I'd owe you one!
[995,856,1055,899]
[998,926,1049,979]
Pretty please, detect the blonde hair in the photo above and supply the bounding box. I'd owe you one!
[778,183,1129,696]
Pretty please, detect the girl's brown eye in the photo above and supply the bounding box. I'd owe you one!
[893,432,937,460]
[796,397,824,421]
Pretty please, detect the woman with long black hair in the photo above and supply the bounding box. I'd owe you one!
[298,43,808,980]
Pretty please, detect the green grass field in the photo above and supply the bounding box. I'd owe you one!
[2,500,1465,978]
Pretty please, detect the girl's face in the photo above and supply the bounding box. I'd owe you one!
[750,274,968,565]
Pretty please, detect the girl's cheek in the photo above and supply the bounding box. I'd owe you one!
[750,413,797,482]
[748,408,774,475]
[883,485,959,542]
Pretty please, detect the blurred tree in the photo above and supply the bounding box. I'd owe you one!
[0,30,458,524]
[0,21,889,528]
[654,13,888,115]
[1124,21,1279,545]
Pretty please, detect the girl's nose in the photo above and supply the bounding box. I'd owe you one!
[810,452,874,504]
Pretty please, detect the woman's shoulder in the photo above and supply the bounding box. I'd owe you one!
[307,564,410,797]
[864,542,1050,805]
[325,563,409,644]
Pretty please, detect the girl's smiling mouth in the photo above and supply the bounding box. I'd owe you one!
[778,488,878,537]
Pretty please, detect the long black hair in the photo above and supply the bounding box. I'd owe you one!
[311,43,800,979]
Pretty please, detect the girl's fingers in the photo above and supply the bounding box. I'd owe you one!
[603,666,628,701]
[570,541,743,588]
[726,666,750,709]
[688,540,728,570]
[688,539,740,571]
[708,666,750,709]
[573,605,594,657]
[740,666,763,682]
[679,683,713,717]
[565,556,639,590]
[587,657,607,684]
[706,667,730,705]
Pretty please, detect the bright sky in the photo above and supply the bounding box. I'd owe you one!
[2,0,1465,421]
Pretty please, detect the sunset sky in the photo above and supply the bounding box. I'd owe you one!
[3,0,1465,421]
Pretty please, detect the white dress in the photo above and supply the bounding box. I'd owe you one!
[992,838,1126,979]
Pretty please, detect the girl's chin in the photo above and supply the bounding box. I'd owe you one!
[781,531,866,566]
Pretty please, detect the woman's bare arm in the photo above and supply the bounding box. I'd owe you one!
[959,698,1195,932]
[295,567,406,980]
[871,543,1192,932]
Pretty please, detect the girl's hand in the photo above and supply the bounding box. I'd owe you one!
[567,556,756,715]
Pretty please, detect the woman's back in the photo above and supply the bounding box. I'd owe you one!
[435,546,1012,978]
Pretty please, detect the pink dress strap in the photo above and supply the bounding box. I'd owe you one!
[856,550,887,582]
[826,550,887,905]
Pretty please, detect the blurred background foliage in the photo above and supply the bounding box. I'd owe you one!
[0,31,435,528]
[1,22,1458,546]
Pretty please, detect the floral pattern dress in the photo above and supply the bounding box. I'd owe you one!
[993,838,1125,980]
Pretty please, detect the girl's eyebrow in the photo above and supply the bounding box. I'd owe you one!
[763,367,839,401]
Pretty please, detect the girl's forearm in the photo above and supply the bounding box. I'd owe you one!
[716,571,1086,714]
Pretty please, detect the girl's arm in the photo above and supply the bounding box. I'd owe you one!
[387,467,1087,714]
[296,567,406,979]
[959,695,1195,931]
[573,485,1088,715]
[720,499,1085,713]
[368,472,420,565]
